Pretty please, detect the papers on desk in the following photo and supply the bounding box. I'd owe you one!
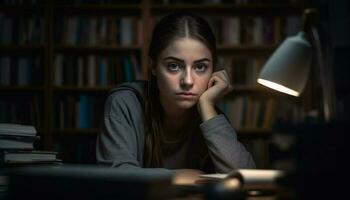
[200,173,227,179]
[200,169,285,190]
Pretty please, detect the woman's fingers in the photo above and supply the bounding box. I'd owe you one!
[211,70,232,91]
[212,69,230,83]
[202,69,233,104]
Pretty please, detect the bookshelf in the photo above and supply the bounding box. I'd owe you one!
[0,0,309,167]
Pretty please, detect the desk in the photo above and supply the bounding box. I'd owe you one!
[171,183,279,200]
[172,171,281,200]
[6,165,284,200]
[170,193,277,200]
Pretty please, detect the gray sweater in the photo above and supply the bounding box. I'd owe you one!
[96,81,255,173]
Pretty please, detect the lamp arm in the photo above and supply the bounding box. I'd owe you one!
[310,26,336,122]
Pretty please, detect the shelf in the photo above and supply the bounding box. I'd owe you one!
[152,3,302,16]
[54,86,113,93]
[228,85,269,94]
[54,5,141,16]
[0,86,45,93]
[217,44,277,57]
[336,86,350,96]
[0,1,301,166]
[236,128,272,139]
[0,45,45,54]
[0,5,44,15]
[225,85,294,98]
[54,128,99,136]
[54,45,141,54]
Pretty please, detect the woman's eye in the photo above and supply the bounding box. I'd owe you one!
[194,63,207,72]
[167,63,181,71]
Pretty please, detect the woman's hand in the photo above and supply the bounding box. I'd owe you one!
[200,69,233,104]
[198,69,233,121]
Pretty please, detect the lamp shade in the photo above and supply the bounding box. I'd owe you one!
[257,32,312,96]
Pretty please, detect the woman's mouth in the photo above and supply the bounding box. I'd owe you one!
[176,92,197,100]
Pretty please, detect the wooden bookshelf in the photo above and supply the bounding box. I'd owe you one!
[225,85,297,98]
[151,3,302,16]
[0,45,45,53]
[54,128,99,136]
[0,5,44,14]
[0,86,45,92]
[54,45,141,53]
[54,5,141,16]
[217,45,277,57]
[0,0,308,166]
[53,86,113,92]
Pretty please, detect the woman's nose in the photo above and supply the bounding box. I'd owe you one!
[180,69,194,90]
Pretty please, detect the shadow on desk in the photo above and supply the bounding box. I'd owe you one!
[6,165,173,200]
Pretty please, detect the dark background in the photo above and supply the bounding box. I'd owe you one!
[0,0,349,167]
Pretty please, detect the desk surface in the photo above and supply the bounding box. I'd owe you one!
[4,166,283,200]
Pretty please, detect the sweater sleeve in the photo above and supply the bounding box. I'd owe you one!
[200,114,256,173]
[96,90,144,168]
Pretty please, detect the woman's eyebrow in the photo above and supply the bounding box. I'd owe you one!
[163,56,211,63]
[194,58,211,63]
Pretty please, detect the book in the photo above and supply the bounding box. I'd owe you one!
[0,150,61,165]
[1,150,56,161]
[0,123,36,137]
[0,137,38,150]
[0,124,38,150]
[199,169,285,190]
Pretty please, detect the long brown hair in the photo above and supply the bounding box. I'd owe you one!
[143,12,217,167]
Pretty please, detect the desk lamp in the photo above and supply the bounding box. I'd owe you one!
[257,8,336,122]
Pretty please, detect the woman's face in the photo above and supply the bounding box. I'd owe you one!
[153,38,213,111]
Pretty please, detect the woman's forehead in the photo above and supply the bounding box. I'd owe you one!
[159,38,212,61]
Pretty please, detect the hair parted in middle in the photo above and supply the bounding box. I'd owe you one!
[143,12,217,167]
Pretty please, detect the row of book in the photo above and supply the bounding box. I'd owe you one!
[154,0,298,4]
[0,56,43,86]
[0,0,40,4]
[54,0,141,5]
[0,16,300,46]
[218,56,266,86]
[53,137,96,164]
[220,96,275,129]
[204,16,301,45]
[55,16,143,46]
[0,0,298,5]
[245,139,270,168]
[55,15,300,46]
[221,96,307,130]
[273,100,307,125]
[225,94,308,129]
[54,54,142,86]
[0,97,41,129]
[54,95,105,129]
[0,15,43,45]
[0,123,60,165]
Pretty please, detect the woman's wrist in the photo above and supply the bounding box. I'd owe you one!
[198,98,217,122]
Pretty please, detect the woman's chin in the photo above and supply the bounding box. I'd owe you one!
[176,100,197,109]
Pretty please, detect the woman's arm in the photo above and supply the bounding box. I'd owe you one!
[198,70,256,172]
[96,89,147,168]
[200,114,256,172]
[197,70,232,121]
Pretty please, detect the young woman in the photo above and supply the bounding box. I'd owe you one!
[96,12,255,174]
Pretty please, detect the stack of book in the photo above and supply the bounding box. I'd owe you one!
[0,123,61,165]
